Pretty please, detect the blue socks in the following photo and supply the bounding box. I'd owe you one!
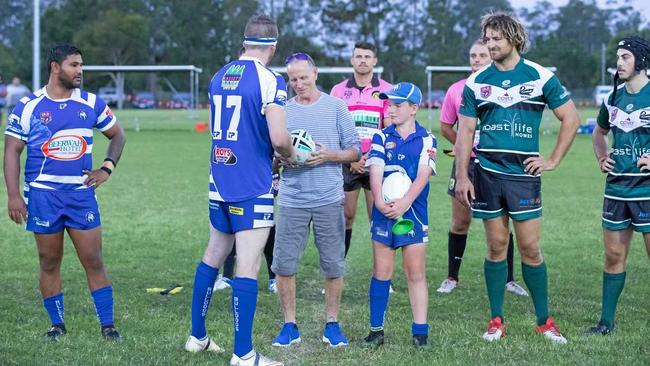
[369,277,391,330]
[91,286,114,327]
[191,261,219,339]
[232,277,258,357]
[43,292,65,326]
[412,323,429,336]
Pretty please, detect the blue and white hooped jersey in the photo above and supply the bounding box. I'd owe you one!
[366,122,437,211]
[208,56,287,202]
[4,87,116,191]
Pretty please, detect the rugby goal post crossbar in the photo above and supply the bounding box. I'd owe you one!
[269,66,384,98]
[82,65,203,111]
[425,65,557,131]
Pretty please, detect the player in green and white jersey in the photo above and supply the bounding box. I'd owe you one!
[588,36,650,336]
[454,12,580,344]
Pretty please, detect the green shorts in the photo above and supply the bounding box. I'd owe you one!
[471,167,542,221]
[602,197,650,232]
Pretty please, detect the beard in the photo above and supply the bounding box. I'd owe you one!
[59,74,81,89]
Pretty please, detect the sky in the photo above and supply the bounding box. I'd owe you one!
[513,0,650,20]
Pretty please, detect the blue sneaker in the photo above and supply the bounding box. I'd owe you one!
[322,322,348,347]
[272,323,301,347]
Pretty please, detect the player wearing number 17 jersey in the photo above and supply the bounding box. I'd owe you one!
[184,15,294,366]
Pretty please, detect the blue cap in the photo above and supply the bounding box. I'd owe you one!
[379,82,422,105]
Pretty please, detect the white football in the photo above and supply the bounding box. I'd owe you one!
[382,171,412,201]
[290,129,315,165]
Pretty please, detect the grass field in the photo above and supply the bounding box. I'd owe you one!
[1,109,649,365]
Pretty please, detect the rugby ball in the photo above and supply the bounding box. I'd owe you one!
[382,171,412,201]
[290,129,315,165]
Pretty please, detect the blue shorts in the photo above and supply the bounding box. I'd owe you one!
[26,188,101,234]
[209,193,275,234]
[370,205,429,249]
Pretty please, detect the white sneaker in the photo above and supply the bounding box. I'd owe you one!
[505,281,529,296]
[213,276,232,291]
[230,351,284,366]
[436,277,458,293]
[389,284,395,294]
[184,335,225,353]
[268,279,277,293]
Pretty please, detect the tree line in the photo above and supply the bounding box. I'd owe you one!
[0,0,648,99]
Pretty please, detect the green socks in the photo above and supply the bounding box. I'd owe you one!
[484,259,508,319]
[522,261,549,326]
[600,271,626,328]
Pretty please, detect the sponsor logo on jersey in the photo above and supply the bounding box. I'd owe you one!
[105,107,114,118]
[229,206,244,215]
[385,141,396,149]
[78,110,87,120]
[386,151,393,160]
[481,115,533,139]
[502,80,511,87]
[611,139,650,161]
[620,118,634,129]
[638,211,650,219]
[448,177,456,191]
[497,93,514,104]
[610,108,618,121]
[397,153,405,160]
[86,211,95,222]
[40,111,52,124]
[372,91,380,99]
[343,90,353,99]
[519,84,534,97]
[626,104,634,111]
[59,103,67,110]
[263,213,272,220]
[221,64,246,90]
[480,86,491,98]
[213,145,238,165]
[41,135,88,160]
[639,110,650,121]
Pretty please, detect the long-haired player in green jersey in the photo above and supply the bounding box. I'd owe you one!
[454,12,580,344]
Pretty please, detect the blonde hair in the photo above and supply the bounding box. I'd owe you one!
[481,11,528,53]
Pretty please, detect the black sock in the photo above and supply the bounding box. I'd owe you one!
[448,232,468,280]
[223,246,236,279]
[506,233,515,283]
[344,229,352,257]
[265,226,276,280]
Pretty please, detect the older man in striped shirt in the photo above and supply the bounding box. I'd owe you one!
[271,52,360,348]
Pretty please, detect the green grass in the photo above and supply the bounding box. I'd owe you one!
[1,108,649,365]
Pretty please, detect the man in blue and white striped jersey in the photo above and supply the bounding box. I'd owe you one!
[4,43,126,342]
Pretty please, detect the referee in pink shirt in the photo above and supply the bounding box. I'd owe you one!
[331,41,392,260]
[436,39,528,296]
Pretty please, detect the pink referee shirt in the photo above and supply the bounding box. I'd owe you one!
[440,78,478,156]
[331,76,392,153]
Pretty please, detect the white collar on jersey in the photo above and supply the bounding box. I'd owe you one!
[41,86,80,102]
[238,56,265,65]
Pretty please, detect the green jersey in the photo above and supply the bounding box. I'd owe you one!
[597,81,650,200]
[460,58,570,178]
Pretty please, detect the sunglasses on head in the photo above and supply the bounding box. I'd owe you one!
[285,52,315,65]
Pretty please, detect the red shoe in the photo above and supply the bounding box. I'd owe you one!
[534,317,567,344]
[482,316,506,341]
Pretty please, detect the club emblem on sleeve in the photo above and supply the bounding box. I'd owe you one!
[480,86,492,99]
[40,111,52,124]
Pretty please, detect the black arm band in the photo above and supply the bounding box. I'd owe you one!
[100,166,113,175]
[104,158,117,167]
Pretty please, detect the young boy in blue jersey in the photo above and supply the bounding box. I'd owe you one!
[363,82,437,348]
[4,44,126,341]
[184,15,294,366]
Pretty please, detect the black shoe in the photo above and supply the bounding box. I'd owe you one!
[585,323,613,336]
[45,324,67,342]
[363,330,384,347]
[101,326,123,342]
[412,334,429,348]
